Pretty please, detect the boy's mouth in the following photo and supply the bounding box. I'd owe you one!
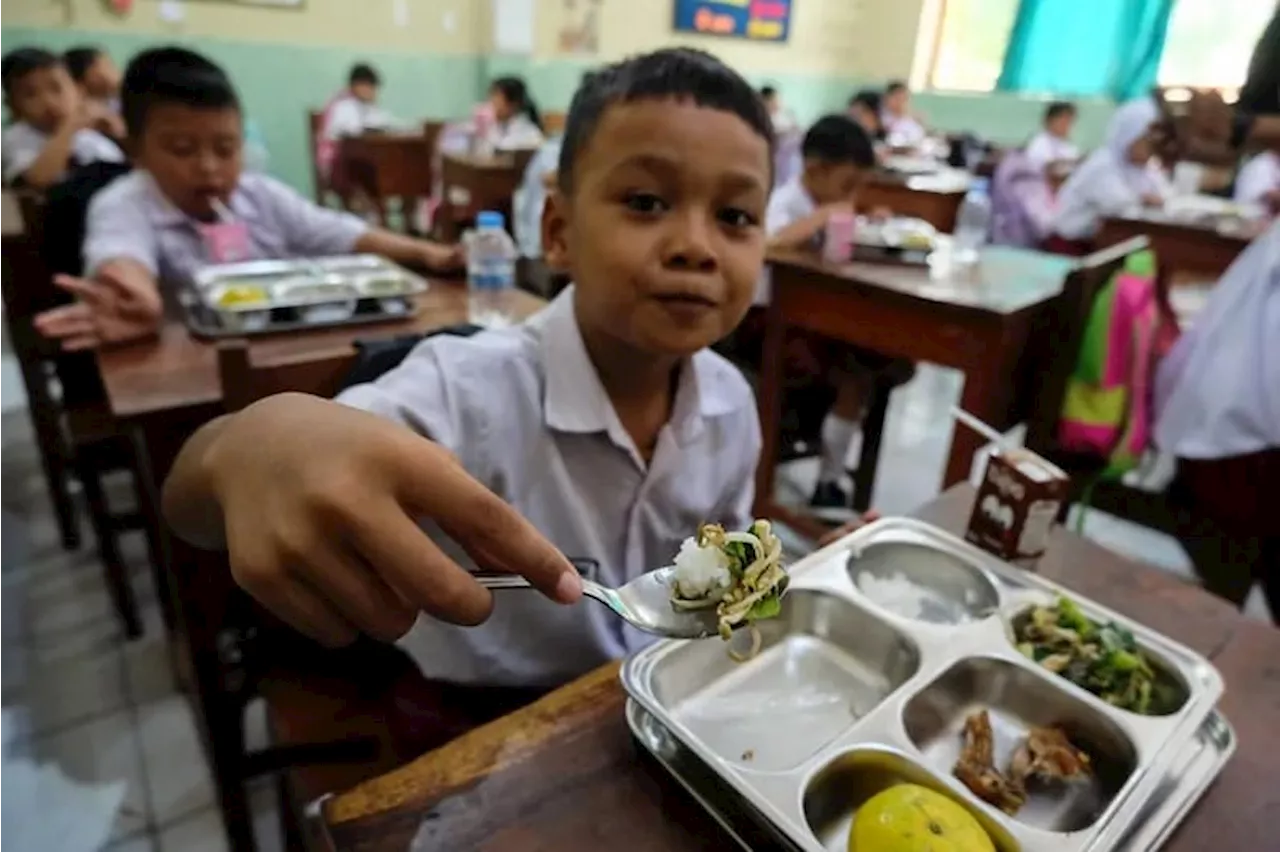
[651,291,720,322]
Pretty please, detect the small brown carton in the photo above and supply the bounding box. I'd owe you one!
[965,447,1071,562]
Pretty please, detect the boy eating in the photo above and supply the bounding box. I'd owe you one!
[2,47,124,189]
[162,49,772,688]
[34,47,461,351]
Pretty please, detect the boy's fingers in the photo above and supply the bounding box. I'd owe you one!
[290,546,416,643]
[34,304,95,338]
[246,571,359,647]
[52,274,112,309]
[401,454,582,603]
[348,501,497,626]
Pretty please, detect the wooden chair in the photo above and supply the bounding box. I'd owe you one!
[0,192,162,638]
[335,128,443,234]
[541,111,567,135]
[307,110,327,205]
[438,152,524,241]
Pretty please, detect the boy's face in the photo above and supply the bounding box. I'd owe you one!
[544,98,771,358]
[7,65,79,132]
[804,159,868,205]
[1047,111,1075,139]
[849,103,879,134]
[350,81,378,103]
[489,90,515,121]
[885,89,908,116]
[83,55,121,100]
[134,103,244,220]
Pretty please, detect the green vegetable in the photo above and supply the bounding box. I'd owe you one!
[746,594,781,621]
[1056,597,1094,637]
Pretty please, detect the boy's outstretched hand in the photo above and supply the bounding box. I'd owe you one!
[162,393,583,647]
[34,269,163,351]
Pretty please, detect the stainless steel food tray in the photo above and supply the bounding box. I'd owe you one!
[183,255,428,338]
[620,518,1226,852]
[627,699,1235,852]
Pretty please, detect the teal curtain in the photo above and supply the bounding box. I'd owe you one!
[997,0,1176,101]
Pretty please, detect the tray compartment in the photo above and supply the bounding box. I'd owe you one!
[902,656,1137,832]
[847,539,1001,624]
[802,747,1020,852]
[651,590,919,772]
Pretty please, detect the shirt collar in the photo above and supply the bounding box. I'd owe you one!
[536,286,746,447]
[138,171,263,229]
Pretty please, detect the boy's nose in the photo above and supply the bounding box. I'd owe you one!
[662,213,718,272]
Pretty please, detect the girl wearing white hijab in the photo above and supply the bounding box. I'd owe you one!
[1156,222,1279,618]
[1051,97,1171,242]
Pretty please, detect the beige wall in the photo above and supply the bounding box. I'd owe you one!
[532,0,926,78]
[2,0,484,54]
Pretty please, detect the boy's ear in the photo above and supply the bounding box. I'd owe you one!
[541,187,570,272]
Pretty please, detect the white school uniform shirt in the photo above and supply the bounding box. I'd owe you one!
[322,94,397,141]
[1052,97,1170,241]
[1234,150,1280,206]
[756,176,819,305]
[487,113,545,151]
[1154,222,1280,460]
[881,111,927,149]
[83,170,368,286]
[336,288,761,687]
[1024,130,1079,170]
[1,121,123,184]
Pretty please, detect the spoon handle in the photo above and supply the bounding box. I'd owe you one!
[472,573,534,590]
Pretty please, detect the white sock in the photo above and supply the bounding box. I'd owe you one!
[819,415,860,485]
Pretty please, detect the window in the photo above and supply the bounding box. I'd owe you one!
[1158,0,1275,98]
[922,0,1021,92]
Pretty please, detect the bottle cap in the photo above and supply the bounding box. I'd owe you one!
[477,210,505,229]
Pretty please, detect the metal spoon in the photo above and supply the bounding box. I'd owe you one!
[473,567,790,640]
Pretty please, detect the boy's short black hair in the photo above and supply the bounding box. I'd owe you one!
[885,80,909,95]
[2,47,61,97]
[760,85,778,99]
[557,48,774,192]
[63,46,104,83]
[802,115,875,168]
[349,63,380,87]
[848,89,881,112]
[120,47,240,139]
[1045,100,1077,121]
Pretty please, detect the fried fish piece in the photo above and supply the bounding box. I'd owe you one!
[954,710,1027,814]
[1008,725,1093,787]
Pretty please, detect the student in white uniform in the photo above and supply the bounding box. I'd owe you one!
[161,49,779,705]
[1050,97,1171,243]
[1025,101,1080,171]
[316,63,398,181]
[34,48,461,351]
[1,47,123,189]
[1155,222,1279,619]
[760,85,799,137]
[486,76,545,151]
[63,46,124,141]
[880,80,927,150]
[1233,149,1280,210]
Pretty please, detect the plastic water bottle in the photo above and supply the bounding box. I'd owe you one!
[466,210,518,327]
[952,178,992,266]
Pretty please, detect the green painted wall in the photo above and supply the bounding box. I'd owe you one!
[2,25,486,194]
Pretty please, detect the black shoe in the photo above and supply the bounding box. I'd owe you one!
[810,480,856,524]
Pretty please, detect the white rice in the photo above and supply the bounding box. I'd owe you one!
[670,537,731,600]
[856,570,974,624]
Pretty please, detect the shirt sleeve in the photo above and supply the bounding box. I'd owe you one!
[323,99,363,141]
[256,175,369,256]
[766,188,800,235]
[2,124,43,184]
[81,180,161,277]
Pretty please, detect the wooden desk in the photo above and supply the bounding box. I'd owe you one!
[333,132,442,232]
[438,152,527,240]
[1097,214,1253,283]
[861,171,971,232]
[757,247,1072,536]
[315,485,1278,852]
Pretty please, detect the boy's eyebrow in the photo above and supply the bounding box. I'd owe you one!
[609,152,769,193]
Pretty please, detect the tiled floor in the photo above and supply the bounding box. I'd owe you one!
[0,365,1269,851]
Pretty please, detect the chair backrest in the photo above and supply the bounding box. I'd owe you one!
[1023,235,1150,454]
[541,111,567,135]
[217,340,358,413]
[308,109,326,202]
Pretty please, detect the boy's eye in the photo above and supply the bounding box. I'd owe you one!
[623,192,667,215]
[718,207,759,229]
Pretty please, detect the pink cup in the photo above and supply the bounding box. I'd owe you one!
[823,210,856,263]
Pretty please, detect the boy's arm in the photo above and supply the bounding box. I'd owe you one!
[767,205,841,251]
[354,229,464,272]
[8,120,81,189]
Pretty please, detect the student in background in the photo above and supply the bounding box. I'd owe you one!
[880,80,927,149]
[1050,97,1170,246]
[318,63,397,177]
[760,84,799,136]
[486,76,545,150]
[1234,148,1280,210]
[34,47,460,351]
[764,115,903,517]
[847,90,884,141]
[63,45,124,140]
[2,47,124,188]
[512,133,563,295]
[161,49,774,699]
[1025,101,1079,171]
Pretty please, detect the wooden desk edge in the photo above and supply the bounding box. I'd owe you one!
[322,660,623,825]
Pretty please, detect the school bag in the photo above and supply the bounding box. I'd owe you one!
[1055,250,1180,480]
